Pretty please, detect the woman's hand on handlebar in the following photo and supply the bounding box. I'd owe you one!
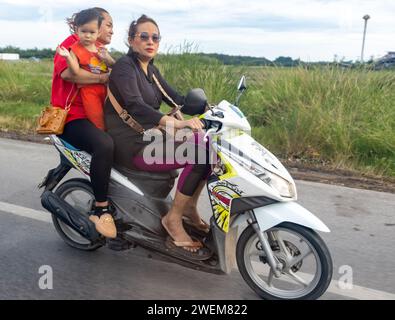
[159,115,204,131]
[176,117,204,131]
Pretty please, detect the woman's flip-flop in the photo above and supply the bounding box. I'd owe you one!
[164,237,212,261]
[183,217,210,234]
[161,218,212,261]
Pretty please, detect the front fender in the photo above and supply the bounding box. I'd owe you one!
[231,201,330,233]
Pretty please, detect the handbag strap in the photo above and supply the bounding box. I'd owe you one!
[152,74,182,116]
[107,87,145,134]
[65,87,80,112]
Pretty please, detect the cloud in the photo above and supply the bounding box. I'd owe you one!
[0,0,393,61]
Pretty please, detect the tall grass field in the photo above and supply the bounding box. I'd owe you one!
[0,55,394,177]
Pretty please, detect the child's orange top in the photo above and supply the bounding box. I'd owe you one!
[70,42,108,74]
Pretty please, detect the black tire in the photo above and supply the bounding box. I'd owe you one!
[52,179,103,251]
[236,222,333,300]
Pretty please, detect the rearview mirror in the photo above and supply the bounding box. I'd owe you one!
[182,88,208,115]
[235,76,247,106]
[237,75,247,92]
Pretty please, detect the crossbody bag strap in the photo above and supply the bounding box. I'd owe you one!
[107,87,145,134]
[65,86,80,112]
[152,73,182,116]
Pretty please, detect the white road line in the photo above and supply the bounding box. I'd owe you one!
[326,280,395,300]
[0,201,51,223]
[251,260,395,300]
[292,270,395,300]
[1,200,395,300]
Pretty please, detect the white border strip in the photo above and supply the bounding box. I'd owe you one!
[0,201,51,223]
[326,280,395,300]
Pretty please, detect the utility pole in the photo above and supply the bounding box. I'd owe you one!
[361,14,370,62]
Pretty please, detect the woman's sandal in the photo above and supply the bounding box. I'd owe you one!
[89,204,117,239]
[89,214,117,238]
[161,218,212,261]
[182,217,210,234]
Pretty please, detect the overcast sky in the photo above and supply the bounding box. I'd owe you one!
[0,0,393,61]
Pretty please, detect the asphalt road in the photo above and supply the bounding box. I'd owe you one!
[0,137,394,300]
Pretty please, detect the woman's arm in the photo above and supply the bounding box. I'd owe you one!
[61,68,109,85]
[110,59,203,131]
[54,44,107,85]
[109,59,164,126]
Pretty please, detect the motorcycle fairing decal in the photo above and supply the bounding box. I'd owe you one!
[208,180,243,233]
[60,147,91,176]
[217,151,238,180]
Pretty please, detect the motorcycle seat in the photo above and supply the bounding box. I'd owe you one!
[59,138,80,151]
[114,165,179,181]
[58,138,179,180]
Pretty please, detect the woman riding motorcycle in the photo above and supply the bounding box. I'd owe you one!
[104,15,211,259]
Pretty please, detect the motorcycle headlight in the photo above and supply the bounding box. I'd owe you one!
[259,171,295,198]
[218,149,295,198]
[234,157,295,198]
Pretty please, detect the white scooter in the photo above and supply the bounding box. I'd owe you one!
[39,76,333,300]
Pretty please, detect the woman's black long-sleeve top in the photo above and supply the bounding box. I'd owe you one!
[104,49,185,168]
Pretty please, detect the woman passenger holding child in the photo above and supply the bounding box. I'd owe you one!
[51,8,117,239]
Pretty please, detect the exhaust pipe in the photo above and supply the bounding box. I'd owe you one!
[41,191,100,241]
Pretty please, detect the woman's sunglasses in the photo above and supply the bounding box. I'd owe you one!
[134,32,161,43]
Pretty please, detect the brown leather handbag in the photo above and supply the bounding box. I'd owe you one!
[36,89,79,135]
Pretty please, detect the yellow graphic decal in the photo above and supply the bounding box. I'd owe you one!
[209,182,243,233]
[217,152,238,180]
[63,149,79,168]
[214,203,230,233]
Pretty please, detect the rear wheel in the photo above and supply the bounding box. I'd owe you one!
[52,179,103,251]
[236,222,332,300]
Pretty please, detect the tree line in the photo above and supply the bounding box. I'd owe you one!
[1,46,373,68]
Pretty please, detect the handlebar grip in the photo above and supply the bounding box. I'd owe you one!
[200,118,210,129]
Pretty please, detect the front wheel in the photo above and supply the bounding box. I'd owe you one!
[236,222,333,300]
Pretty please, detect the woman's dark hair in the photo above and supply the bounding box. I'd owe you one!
[92,7,109,16]
[67,8,107,33]
[128,14,160,42]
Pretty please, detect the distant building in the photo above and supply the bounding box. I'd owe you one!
[374,52,395,70]
[0,53,20,61]
[30,57,41,62]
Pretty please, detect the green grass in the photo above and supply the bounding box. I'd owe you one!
[241,66,395,176]
[0,57,394,177]
[0,60,52,133]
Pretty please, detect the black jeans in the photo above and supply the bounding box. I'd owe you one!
[59,119,114,202]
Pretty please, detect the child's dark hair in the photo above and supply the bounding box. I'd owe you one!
[128,14,160,42]
[67,8,106,33]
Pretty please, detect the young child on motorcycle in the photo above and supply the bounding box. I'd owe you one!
[56,8,115,131]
